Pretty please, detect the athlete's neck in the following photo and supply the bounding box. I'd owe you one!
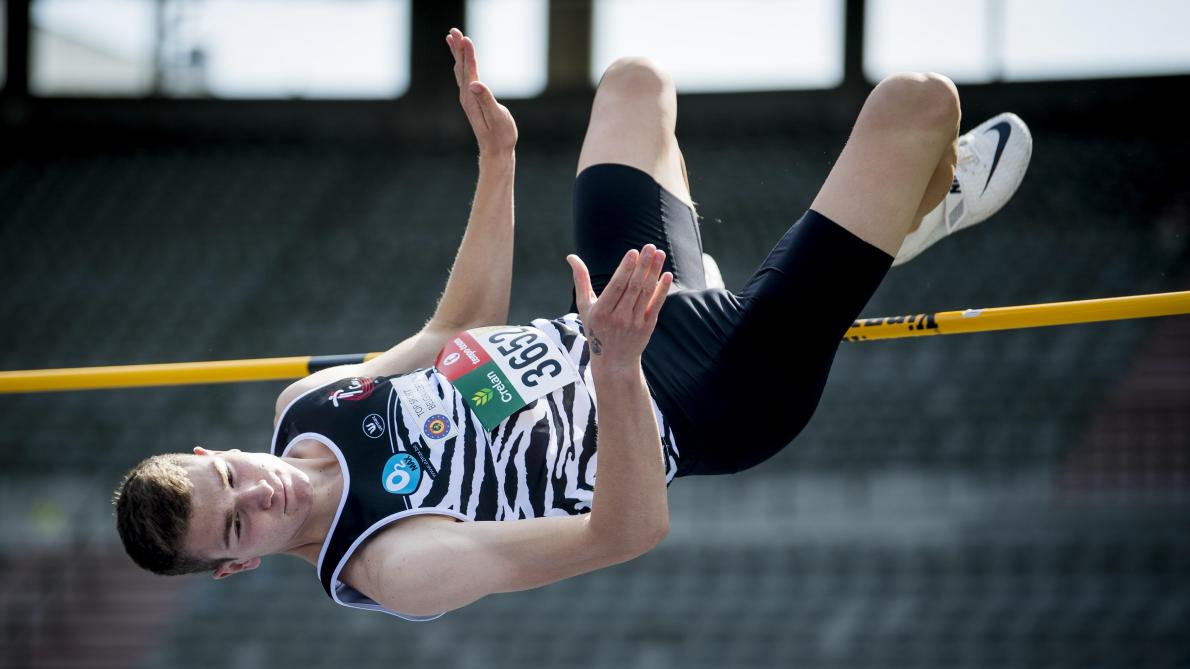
[282,440,344,564]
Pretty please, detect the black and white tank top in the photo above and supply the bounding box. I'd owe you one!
[271,314,681,620]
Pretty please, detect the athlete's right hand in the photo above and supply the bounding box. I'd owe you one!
[446,27,517,158]
[567,245,673,372]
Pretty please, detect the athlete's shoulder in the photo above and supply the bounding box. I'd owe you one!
[275,364,369,422]
[338,514,459,620]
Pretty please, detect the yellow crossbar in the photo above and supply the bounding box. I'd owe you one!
[1,291,1187,394]
[0,353,381,394]
[843,290,1190,341]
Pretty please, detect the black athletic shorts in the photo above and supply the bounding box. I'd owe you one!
[571,163,893,476]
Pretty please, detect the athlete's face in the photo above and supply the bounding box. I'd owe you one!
[180,447,313,579]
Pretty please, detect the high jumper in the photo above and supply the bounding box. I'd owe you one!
[115,27,1032,621]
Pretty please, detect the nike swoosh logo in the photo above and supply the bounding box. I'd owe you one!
[982,121,1012,194]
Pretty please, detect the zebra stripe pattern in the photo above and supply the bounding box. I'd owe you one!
[401,314,681,521]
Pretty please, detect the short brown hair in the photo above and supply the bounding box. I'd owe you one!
[114,454,226,576]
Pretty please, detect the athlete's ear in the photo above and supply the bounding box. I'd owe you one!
[193,446,210,456]
[212,557,261,580]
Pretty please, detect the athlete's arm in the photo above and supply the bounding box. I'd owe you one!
[429,28,517,332]
[345,246,674,617]
[275,30,516,423]
[273,326,456,423]
[569,245,675,551]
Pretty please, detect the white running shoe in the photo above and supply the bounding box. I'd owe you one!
[892,112,1033,266]
[702,252,725,290]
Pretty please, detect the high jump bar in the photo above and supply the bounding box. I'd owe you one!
[1,290,1187,394]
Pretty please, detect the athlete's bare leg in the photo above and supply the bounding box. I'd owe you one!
[812,72,961,256]
[577,57,695,210]
[910,140,959,232]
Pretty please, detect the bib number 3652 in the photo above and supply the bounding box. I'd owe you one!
[486,328,564,387]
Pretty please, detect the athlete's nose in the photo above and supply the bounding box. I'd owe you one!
[242,478,274,509]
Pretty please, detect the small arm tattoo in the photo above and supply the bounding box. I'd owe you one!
[589,332,603,355]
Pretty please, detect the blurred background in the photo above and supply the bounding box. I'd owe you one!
[1,1,1188,668]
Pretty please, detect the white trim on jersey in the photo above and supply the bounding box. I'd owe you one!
[271,383,324,447]
[280,432,351,580]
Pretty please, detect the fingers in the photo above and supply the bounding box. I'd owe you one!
[644,272,673,321]
[449,28,501,133]
[633,249,668,321]
[468,81,500,113]
[463,34,480,83]
[567,254,596,315]
[628,247,666,316]
[597,248,639,311]
[445,27,479,88]
[461,83,488,129]
[571,244,670,327]
[622,245,661,317]
[445,30,461,86]
[598,244,669,318]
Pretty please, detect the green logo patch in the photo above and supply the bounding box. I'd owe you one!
[472,388,493,406]
[449,361,526,430]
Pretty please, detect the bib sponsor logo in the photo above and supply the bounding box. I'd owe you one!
[362,413,385,439]
[485,371,514,403]
[328,377,376,407]
[390,375,459,444]
[435,333,489,372]
[381,453,421,495]
[423,414,450,440]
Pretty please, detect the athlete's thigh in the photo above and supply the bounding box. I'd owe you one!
[570,164,705,309]
[576,58,693,208]
[688,210,891,475]
[569,60,707,306]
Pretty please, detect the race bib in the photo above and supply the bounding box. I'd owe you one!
[435,326,578,430]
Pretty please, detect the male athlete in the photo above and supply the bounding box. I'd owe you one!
[115,28,1032,621]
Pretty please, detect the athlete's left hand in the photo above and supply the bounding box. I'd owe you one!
[446,27,518,158]
[568,245,673,372]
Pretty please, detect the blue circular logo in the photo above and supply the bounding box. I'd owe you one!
[381,453,422,495]
[423,414,450,440]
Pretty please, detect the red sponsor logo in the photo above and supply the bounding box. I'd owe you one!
[435,331,491,381]
[328,377,376,407]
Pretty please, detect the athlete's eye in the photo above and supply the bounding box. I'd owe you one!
[228,467,235,488]
[235,514,242,540]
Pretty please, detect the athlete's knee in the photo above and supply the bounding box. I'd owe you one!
[867,72,960,139]
[596,56,675,99]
